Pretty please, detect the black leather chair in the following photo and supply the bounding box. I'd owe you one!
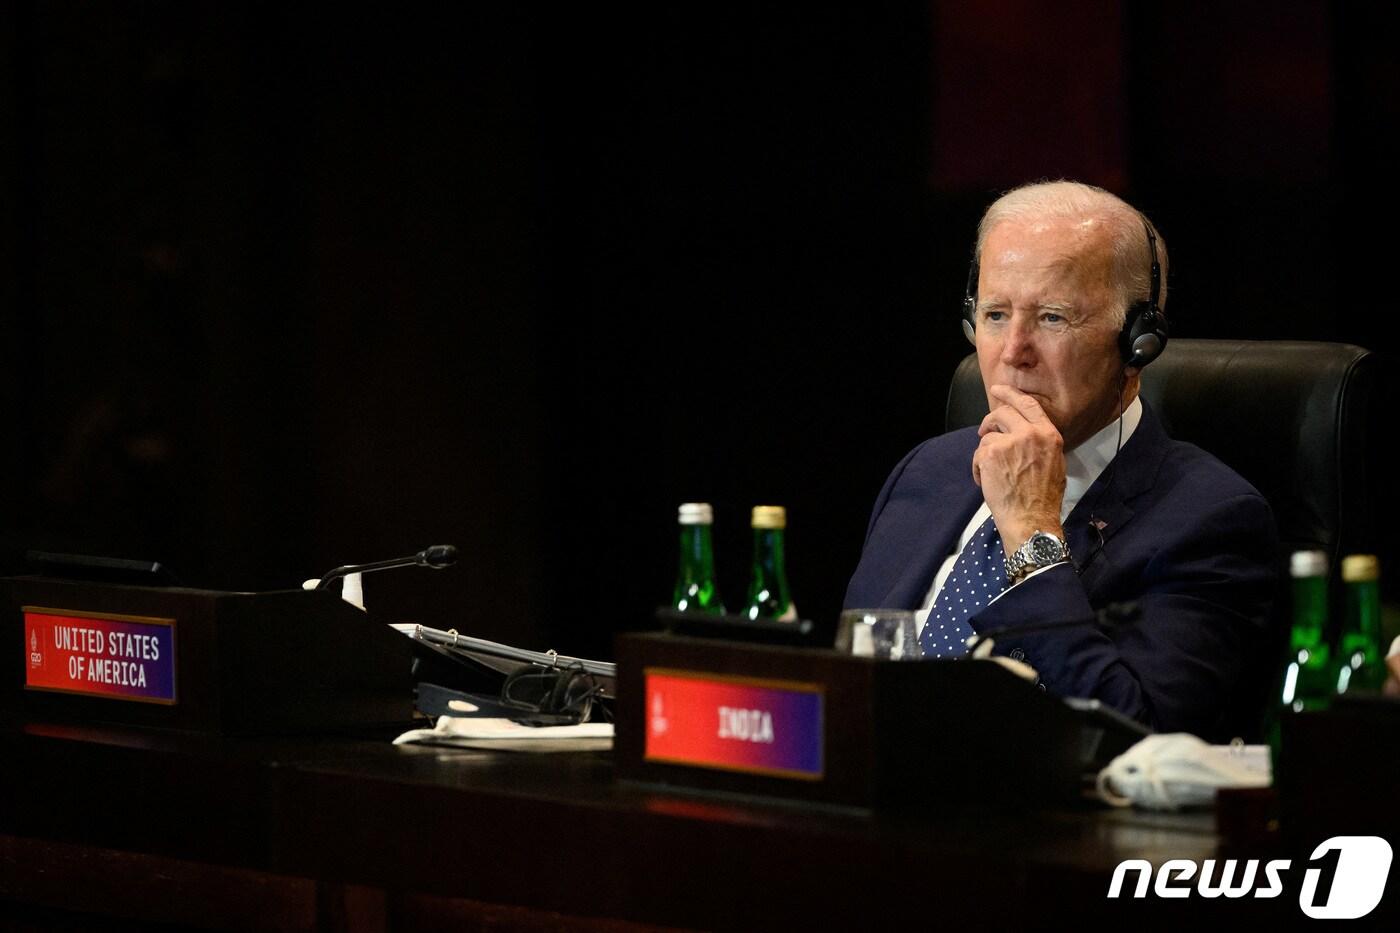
[945,338,1377,739]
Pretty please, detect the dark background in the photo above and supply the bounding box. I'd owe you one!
[2,2,1396,660]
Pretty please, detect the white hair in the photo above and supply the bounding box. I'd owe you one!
[974,180,1168,328]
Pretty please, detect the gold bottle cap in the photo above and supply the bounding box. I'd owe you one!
[751,505,786,529]
[1342,554,1379,583]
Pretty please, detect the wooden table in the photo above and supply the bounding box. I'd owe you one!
[0,715,1287,931]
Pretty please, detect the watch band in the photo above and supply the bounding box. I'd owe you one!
[1004,530,1071,583]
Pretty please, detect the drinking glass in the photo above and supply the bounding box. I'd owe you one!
[836,609,918,660]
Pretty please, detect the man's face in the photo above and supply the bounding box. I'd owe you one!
[974,215,1127,449]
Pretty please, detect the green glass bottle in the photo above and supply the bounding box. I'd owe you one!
[671,503,725,614]
[1268,550,1332,777]
[1280,550,1333,713]
[743,505,797,622]
[1335,554,1384,694]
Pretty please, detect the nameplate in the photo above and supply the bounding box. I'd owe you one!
[643,668,823,780]
[23,607,177,704]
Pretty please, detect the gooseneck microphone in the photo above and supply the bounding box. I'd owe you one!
[316,545,459,590]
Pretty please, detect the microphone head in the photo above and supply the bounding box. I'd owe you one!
[417,544,458,568]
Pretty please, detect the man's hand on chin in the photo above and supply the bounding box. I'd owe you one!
[972,384,1068,556]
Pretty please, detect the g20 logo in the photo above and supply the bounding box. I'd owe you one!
[1108,836,1392,919]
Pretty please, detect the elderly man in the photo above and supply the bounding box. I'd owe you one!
[844,181,1277,737]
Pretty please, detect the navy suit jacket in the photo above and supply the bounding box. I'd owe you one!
[844,400,1278,737]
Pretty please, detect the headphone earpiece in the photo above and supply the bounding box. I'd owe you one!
[1119,217,1168,369]
[960,259,979,346]
[1120,303,1167,369]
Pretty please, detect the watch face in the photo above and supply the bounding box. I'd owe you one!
[1029,533,1063,563]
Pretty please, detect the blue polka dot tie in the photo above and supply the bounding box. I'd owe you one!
[919,514,1008,658]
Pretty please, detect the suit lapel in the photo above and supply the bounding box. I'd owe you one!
[1066,399,1171,578]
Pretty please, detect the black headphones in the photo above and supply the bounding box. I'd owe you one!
[960,216,1168,369]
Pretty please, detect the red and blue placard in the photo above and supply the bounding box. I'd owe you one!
[644,668,823,780]
[24,607,177,704]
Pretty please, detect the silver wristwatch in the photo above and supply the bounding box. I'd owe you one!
[1005,530,1071,583]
